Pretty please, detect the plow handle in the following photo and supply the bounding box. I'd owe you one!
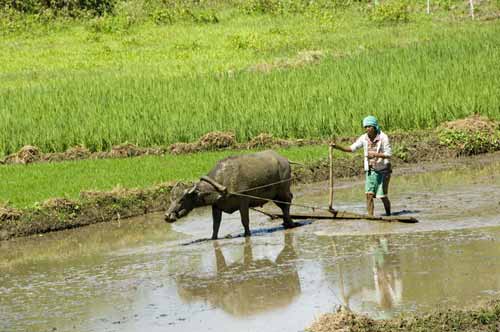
[329,145,334,211]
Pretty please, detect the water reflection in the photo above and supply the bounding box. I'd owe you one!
[176,232,300,316]
[322,236,403,317]
[370,237,403,311]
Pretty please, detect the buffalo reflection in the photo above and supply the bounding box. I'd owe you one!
[176,232,300,316]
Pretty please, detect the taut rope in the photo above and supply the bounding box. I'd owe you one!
[200,175,334,212]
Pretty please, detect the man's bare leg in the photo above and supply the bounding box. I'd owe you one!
[381,197,391,216]
[366,193,375,216]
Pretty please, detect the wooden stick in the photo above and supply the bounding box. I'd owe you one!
[329,145,334,211]
[469,0,475,19]
[254,209,418,223]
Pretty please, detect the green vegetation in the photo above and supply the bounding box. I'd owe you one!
[438,129,500,155]
[308,300,500,332]
[0,145,332,207]
[1,0,500,208]
[1,1,500,157]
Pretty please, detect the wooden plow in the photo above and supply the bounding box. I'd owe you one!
[254,144,418,224]
[253,208,418,223]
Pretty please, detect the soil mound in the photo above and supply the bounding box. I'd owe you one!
[64,146,92,159]
[0,205,22,222]
[43,146,92,162]
[437,115,500,155]
[1,143,167,164]
[169,142,200,154]
[308,300,500,332]
[438,114,498,134]
[3,145,42,164]
[247,133,283,148]
[308,307,374,332]
[110,143,147,157]
[198,131,235,149]
[169,131,236,155]
[41,198,79,211]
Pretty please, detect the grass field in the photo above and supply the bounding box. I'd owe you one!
[0,145,335,207]
[1,1,500,208]
[1,2,500,156]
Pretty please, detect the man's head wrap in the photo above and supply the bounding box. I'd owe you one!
[362,115,380,134]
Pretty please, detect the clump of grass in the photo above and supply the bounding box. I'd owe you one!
[369,0,410,24]
[438,129,500,155]
[437,115,500,155]
[308,300,500,332]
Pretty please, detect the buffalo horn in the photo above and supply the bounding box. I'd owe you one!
[200,176,227,194]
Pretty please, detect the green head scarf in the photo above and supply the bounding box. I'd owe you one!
[362,115,380,134]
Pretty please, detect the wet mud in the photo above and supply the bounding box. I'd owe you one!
[1,156,500,332]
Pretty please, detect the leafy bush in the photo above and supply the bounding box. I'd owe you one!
[150,2,219,25]
[0,0,116,16]
[369,0,410,24]
[240,0,353,16]
[240,0,281,15]
[438,129,500,155]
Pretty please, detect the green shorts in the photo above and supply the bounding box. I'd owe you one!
[365,171,390,198]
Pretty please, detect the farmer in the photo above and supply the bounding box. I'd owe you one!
[331,116,392,216]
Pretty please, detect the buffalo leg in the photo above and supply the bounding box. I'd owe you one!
[276,191,294,228]
[212,206,222,240]
[243,238,253,266]
[239,200,251,237]
[214,242,227,272]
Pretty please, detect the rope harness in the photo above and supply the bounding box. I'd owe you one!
[200,176,333,213]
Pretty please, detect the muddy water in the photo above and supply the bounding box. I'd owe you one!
[1,157,500,332]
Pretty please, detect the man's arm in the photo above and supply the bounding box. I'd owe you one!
[330,142,353,153]
[367,135,392,159]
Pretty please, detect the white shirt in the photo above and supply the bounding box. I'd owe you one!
[350,131,392,172]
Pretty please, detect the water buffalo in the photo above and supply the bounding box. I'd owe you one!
[165,150,295,239]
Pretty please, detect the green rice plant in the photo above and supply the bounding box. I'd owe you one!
[1,8,499,157]
[2,24,499,157]
[0,145,332,208]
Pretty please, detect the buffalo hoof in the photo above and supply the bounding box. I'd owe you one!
[283,221,299,229]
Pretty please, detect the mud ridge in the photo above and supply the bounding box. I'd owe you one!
[0,132,316,165]
[2,114,497,165]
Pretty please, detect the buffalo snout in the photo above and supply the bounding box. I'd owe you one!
[165,212,178,223]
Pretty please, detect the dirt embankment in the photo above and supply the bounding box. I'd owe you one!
[308,300,500,332]
[0,132,315,165]
[0,115,499,241]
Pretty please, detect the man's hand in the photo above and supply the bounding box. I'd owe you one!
[368,151,384,158]
[329,142,337,148]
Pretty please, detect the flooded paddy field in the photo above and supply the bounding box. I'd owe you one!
[1,157,500,332]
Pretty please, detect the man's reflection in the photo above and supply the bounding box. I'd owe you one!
[370,237,402,310]
[176,232,300,316]
[323,236,403,314]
